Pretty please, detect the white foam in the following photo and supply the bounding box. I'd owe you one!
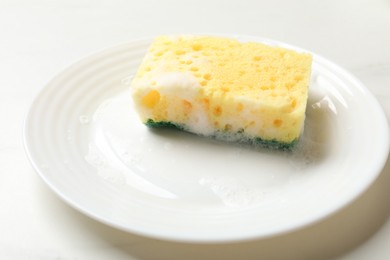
[199,176,264,207]
[154,72,200,100]
[186,105,214,136]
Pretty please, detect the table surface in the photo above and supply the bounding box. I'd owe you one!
[1,0,390,259]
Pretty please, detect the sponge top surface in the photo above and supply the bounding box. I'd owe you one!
[135,35,312,112]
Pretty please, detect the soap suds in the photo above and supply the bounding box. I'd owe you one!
[185,104,214,136]
[154,72,200,100]
[199,176,264,207]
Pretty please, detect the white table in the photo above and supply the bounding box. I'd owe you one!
[1,0,390,259]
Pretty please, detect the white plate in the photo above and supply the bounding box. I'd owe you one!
[23,36,389,243]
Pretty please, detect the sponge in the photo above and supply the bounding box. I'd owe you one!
[131,35,312,149]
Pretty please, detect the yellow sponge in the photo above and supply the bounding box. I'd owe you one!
[131,35,312,148]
